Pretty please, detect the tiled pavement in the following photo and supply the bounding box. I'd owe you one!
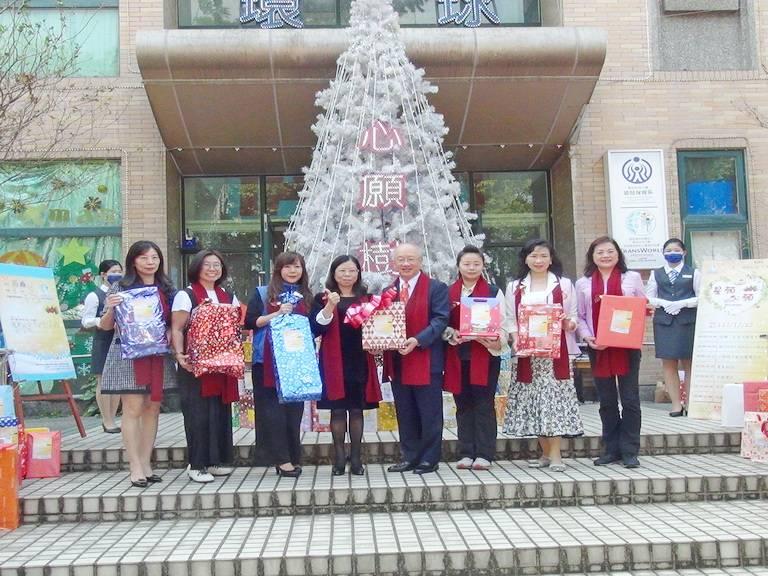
[3,403,766,576]
[58,404,742,471]
[2,501,768,576]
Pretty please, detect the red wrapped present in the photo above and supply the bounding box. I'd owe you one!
[594,295,647,350]
[187,302,245,380]
[742,412,768,461]
[459,296,502,339]
[236,389,255,429]
[361,302,407,352]
[516,304,563,358]
[744,382,768,413]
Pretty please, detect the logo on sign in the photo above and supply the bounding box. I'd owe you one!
[621,156,653,184]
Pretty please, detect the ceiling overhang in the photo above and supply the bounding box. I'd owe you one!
[136,26,606,175]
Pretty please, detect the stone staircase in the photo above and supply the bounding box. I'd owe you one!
[2,403,766,576]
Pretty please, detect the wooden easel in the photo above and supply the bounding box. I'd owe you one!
[1,349,86,438]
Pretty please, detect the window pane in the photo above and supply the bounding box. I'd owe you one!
[683,154,740,216]
[0,160,121,230]
[0,235,121,317]
[484,245,519,289]
[473,171,549,245]
[5,8,121,76]
[689,229,743,268]
[184,177,261,251]
[304,0,338,25]
[342,0,539,26]
[185,251,262,300]
[179,0,239,26]
[266,175,303,219]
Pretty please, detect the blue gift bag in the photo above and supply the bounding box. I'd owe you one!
[0,385,14,418]
[270,314,322,404]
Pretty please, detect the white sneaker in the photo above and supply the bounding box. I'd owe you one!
[472,458,492,470]
[187,465,214,483]
[456,457,474,469]
[207,465,234,477]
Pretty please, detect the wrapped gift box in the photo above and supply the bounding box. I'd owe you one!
[187,302,244,380]
[114,286,169,359]
[237,389,255,429]
[363,409,378,433]
[270,314,322,403]
[516,304,563,358]
[25,430,61,479]
[231,403,240,428]
[443,393,457,429]
[377,401,398,431]
[742,411,768,461]
[459,296,502,339]
[314,406,331,432]
[744,382,768,412]
[594,295,647,350]
[0,444,19,530]
[361,302,407,352]
[494,395,508,424]
[497,351,512,396]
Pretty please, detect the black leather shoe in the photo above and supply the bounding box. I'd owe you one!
[350,462,365,476]
[275,466,302,478]
[146,474,162,483]
[622,455,640,468]
[130,478,148,488]
[331,463,346,476]
[413,462,439,474]
[387,461,415,473]
[669,409,687,417]
[593,454,621,466]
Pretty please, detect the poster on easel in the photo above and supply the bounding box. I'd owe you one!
[688,259,768,420]
[0,264,76,381]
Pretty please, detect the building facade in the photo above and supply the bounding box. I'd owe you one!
[1,0,765,387]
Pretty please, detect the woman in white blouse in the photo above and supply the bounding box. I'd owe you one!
[503,239,583,472]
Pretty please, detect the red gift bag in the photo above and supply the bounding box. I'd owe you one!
[25,430,61,479]
[459,296,502,339]
[594,296,647,350]
[187,302,245,380]
[516,304,563,358]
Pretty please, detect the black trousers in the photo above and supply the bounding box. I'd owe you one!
[179,368,234,469]
[454,362,498,461]
[588,349,642,458]
[391,371,444,465]
[252,365,304,466]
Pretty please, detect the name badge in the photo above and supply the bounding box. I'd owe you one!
[682,274,693,279]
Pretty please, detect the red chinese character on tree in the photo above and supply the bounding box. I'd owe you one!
[359,241,396,274]
[359,174,406,210]
[360,120,404,153]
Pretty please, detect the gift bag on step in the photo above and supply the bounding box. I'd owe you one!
[0,444,19,530]
[25,430,61,478]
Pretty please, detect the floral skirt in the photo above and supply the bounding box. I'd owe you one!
[502,358,584,438]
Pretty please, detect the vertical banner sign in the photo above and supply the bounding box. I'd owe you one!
[688,259,768,420]
[0,264,76,381]
[605,150,669,269]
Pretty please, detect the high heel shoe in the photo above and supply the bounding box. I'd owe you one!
[275,466,301,478]
[332,463,346,476]
[102,423,121,434]
[669,407,687,417]
[349,462,365,476]
[130,478,148,488]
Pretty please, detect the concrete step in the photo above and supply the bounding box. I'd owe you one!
[19,454,768,524]
[57,404,741,471]
[2,500,767,575]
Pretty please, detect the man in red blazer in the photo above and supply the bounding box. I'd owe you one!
[384,243,450,474]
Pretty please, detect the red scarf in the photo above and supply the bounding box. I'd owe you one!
[383,274,431,386]
[189,282,239,404]
[514,279,571,384]
[321,295,382,403]
[591,268,630,378]
[133,286,170,402]
[443,277,492,394]
[261,297,307,389]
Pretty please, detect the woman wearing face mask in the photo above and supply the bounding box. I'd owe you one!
[645,238,699,417]
[81,259,123,433]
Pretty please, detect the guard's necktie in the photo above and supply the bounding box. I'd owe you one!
[668,269,679,284]
[400,281,409,303]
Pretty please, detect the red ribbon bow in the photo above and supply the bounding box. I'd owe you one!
[344,287,397,328]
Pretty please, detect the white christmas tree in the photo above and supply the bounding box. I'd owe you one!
[284,0,479,291]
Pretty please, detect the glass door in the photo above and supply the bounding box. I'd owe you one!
[262,175,303,279]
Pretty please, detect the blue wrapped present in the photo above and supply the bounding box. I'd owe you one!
[114,287,169,360]
[270,313,322,404]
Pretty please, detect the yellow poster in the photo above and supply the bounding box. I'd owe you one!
[689,259,768,420]
[0,264,76,381]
